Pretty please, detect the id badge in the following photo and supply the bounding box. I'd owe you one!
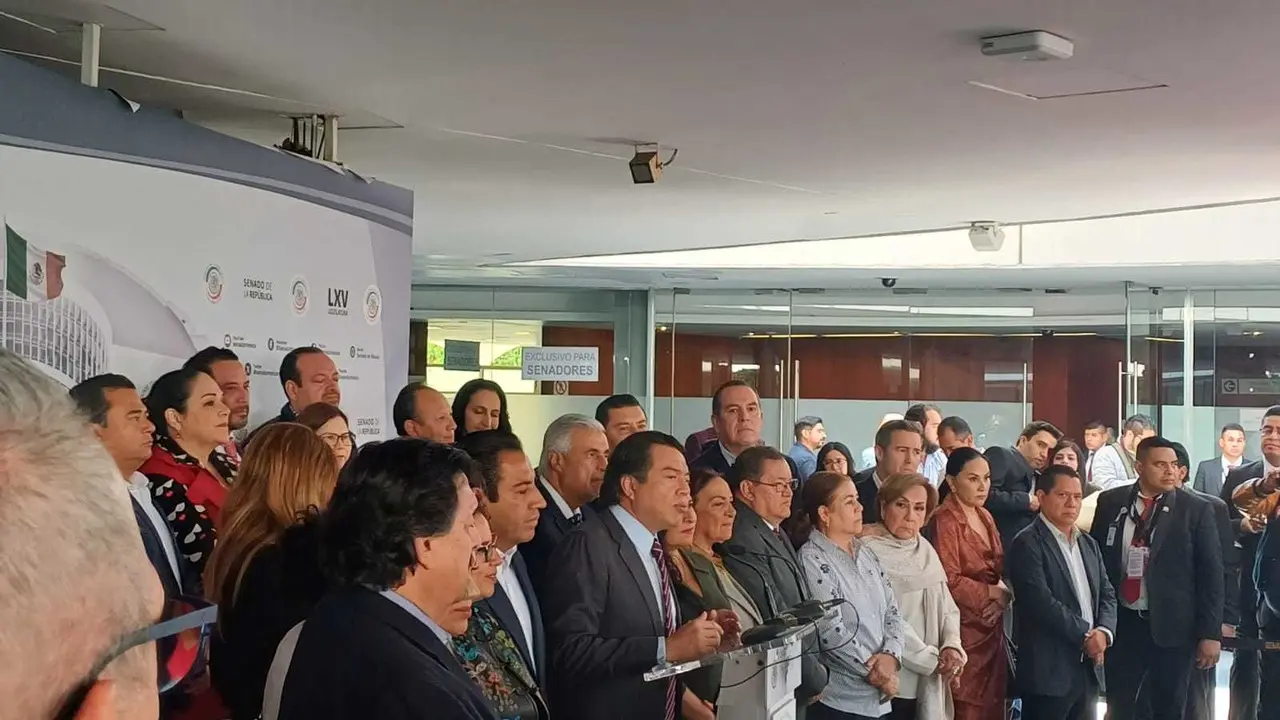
[1125,546,1149,579]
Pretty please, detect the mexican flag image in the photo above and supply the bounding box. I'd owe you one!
[4,223,65,301]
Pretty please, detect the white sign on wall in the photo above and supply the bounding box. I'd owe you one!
[521,346,599,382]
[443,339,481,371]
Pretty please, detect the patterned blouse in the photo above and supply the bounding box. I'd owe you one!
[453,606,548,720]
[143,433,238,587]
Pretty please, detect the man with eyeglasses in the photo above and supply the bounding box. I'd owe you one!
[724,445,829,718]
[0,349,196,720]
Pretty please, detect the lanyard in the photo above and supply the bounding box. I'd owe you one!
[1126,488,1164,547]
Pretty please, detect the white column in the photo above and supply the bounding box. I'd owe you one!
[80,23,101,87]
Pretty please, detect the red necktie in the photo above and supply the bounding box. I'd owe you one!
[1120,497,1155,604]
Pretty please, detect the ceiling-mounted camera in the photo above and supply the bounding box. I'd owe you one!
[881,278,898,289]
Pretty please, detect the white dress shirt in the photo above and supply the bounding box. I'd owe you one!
[497,547,537,672]
[1040,515,1094,628]
[127,471,182,583]
[920,449,947,488]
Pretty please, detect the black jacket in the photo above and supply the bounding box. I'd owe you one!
[690,442,800,482]
[1007,518,1117,697]
[722,501,829,703]
[524,477,594,592]
[540,507,681,720]
[210,522,327,720]
[852,468,880,524]
[277,588,497,720]
[1223,460,1266,634]
[477,549,547,688]
[984,445,1039,552]
[1088,486,1224,646]
[130,495,195,599]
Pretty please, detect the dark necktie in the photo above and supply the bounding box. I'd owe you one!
[569,512,583,526]
[1121,497,1156,604]
[650,538,677,720]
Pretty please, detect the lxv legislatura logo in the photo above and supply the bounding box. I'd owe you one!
[290,276,310,316]
[204,265,225,304]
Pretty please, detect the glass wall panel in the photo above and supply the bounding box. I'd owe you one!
[656,287,1133,470]
[1127,286,1189,446]
[409,287,651,458]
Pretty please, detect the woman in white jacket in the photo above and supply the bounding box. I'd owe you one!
[863,472,966,720]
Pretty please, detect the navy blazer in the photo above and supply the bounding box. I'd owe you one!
[1007,518,1117,697]
[131,495,193,598]
[478,550,546,686]
[278,589,497,720]
[524,478,594,592]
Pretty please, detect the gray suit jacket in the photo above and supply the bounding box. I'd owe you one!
[1193,456,1248,498]
[722,501,828,704]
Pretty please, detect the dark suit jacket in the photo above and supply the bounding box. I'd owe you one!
[1007,518,1117,697]
[723,500,828,701]
[131,495,193,598]
[1088,486,1224,647]
[277,589,497,720]
[541,507,679,720]
[852,468,880,524]
[1194,456,1241,498]
[525,478,594,592]
[984,445,1038,552]
[478,550,546,687]
[1196,490,1241,625]
[690,443,800,482]
[1223,460,1266,633]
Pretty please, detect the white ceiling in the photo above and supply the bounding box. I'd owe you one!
[5,0,1280,287]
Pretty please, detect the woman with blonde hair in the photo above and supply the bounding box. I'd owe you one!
[205,422,341,720]
[863,472,965,720]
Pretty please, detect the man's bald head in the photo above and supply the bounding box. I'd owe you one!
[393,383,458,444]
[0,350,162,719]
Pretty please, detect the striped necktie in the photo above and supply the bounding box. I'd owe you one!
[650,538,677,720]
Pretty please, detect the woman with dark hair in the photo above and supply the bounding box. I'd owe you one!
[452,378,512,440]
[931,448,1007,720]
[295,402,356,467]
[453,485,549,720]
[817,442,855,476]
[1051,439,1084,473]
[797,471,905,720]
[863,473,964,720]
[206,423,341,720]
[142,367,237,583]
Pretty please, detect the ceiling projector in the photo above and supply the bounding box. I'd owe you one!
[980,30,1074,61]
[969,222,1005,252]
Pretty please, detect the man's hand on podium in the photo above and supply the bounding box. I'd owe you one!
[709,609,741,650]
[667,612,724,663]
[681,688,716,720]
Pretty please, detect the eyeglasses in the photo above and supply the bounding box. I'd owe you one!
[750,478,798,492]
[319,431,357,449]
[55,597,218,720]
[471,542,501,569]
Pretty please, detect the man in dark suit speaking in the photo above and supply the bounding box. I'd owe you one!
[542,431,726,720]
[1008,465,1117,720]
[1088,436,1223,720]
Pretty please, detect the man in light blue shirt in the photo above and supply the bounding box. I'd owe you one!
[788,416,826,482]
[906,403,947,487]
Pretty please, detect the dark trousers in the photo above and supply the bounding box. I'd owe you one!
[889,698,917,720]
[1259,620,1280,720]
[809,702,882,720]
[1183,667,1214,720]
[1024,668,1097,720]
[1230,568,1260,720]
[1106,608,1196,720]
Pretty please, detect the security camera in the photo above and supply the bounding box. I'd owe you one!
[1151,287,1162,296]
[881,278,898,289]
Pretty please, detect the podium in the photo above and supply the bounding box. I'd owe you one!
[644,623,816,720]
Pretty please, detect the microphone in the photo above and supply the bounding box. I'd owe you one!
[714,543,781,616]
[717,541,809,615]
